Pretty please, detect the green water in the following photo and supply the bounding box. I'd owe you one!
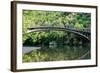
[23,44,90,62]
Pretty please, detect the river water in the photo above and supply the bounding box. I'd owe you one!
[23,44,90,61]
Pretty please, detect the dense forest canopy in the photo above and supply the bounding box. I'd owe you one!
[22,10,91,46]
[23,10,91,32]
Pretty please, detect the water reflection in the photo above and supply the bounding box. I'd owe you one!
[23,43,90,62]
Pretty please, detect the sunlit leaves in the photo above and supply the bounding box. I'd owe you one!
[22,10,91,45]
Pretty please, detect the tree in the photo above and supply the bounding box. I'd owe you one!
[23,10,91,46]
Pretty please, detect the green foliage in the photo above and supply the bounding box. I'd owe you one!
[22,10,91,62]
[23,31,66,46]
[22,10,91,46]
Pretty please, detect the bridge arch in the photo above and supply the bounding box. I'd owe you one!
[26,27,90,41]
